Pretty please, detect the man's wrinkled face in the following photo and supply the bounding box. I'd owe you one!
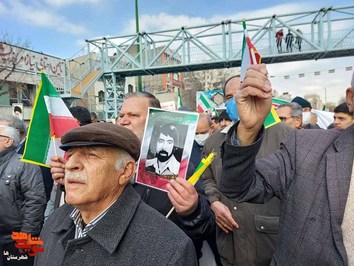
[64,146,122,209]
[156,133,174,162]
[117,97,150,141]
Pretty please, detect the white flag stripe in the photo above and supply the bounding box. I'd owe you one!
[45,138,65,165]
[240,45,250,81]
[44,96,73,117]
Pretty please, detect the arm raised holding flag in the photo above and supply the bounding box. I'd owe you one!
[235,64,273,145]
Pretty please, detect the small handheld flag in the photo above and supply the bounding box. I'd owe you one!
[21,72,79,167]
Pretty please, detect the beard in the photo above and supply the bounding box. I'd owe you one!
[156,150,172,162]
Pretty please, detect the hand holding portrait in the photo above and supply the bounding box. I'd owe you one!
[167,178,198,216]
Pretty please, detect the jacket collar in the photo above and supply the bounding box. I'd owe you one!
[50,184,141,255]
[333,123,354,153]
[0,146,16,160]
[86,184,141,254]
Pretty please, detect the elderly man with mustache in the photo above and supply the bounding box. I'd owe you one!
[34,123,197,266]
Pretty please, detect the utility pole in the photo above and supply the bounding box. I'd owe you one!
[324,87,328,111]
[135,0,143,92]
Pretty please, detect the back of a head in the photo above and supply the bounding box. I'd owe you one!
[90,112,98,122]
[217,110,231,122]
[69,106,92,126]
[125,92,161,108]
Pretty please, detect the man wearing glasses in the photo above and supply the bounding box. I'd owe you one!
[276,102,303,129]
[0,125,46,265]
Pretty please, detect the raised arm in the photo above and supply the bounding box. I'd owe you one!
[235,64,272,145]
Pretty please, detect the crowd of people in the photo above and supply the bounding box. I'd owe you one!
[0,65,353,266]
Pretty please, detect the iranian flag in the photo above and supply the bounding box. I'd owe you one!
[240,20,261,82]
[21,72,79,167]
[197,93,212,113]
[240,20,280,128]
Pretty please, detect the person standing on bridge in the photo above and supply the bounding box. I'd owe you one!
[295,29,303,51]
[275,29,283,53]
[285,29,294,53]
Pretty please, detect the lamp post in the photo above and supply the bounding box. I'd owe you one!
[323,86,328,111]
[135,0,143,92]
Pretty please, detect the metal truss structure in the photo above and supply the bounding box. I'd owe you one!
[67,5,354,119]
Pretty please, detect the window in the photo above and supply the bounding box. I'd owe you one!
[128,84,133,93]
[98,90,104,103]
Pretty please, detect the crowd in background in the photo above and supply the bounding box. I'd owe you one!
[0,66,353,266]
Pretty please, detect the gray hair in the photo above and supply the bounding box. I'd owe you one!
[199,113,212,127]
[0,125,20,147]
[0,114,27,137]
[125,92,161,108]
[114,148,135,171]
[278,102,302,117]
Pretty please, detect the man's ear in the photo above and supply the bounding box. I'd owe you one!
[4,138,14,148]
[118,161,136,186]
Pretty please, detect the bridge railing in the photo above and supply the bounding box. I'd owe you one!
[83,5,354,76]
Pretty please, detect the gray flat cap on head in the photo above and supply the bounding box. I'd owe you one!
[60,123,141,161]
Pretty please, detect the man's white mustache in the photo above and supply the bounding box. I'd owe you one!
[65,172,88,182]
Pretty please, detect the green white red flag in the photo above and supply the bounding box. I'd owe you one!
[240,20,261,82]
[21,72,79,167]
[240,20,280,128]
[197,93,212,113]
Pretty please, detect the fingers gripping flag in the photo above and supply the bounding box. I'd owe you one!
[240,20,280,128]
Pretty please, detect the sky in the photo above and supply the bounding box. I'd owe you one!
[1,0,353,104]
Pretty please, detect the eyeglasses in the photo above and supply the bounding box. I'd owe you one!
[278,116,295,122]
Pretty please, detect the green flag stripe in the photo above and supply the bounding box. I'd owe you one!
[22,79,51,163]
[200,94,212,109]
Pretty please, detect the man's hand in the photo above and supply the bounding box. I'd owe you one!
[236,64,272,145]
[211,201,239,233]
[167,178,198,216]
[50,156,67,185]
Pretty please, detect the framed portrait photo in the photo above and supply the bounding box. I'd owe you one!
[136,108,199,192]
